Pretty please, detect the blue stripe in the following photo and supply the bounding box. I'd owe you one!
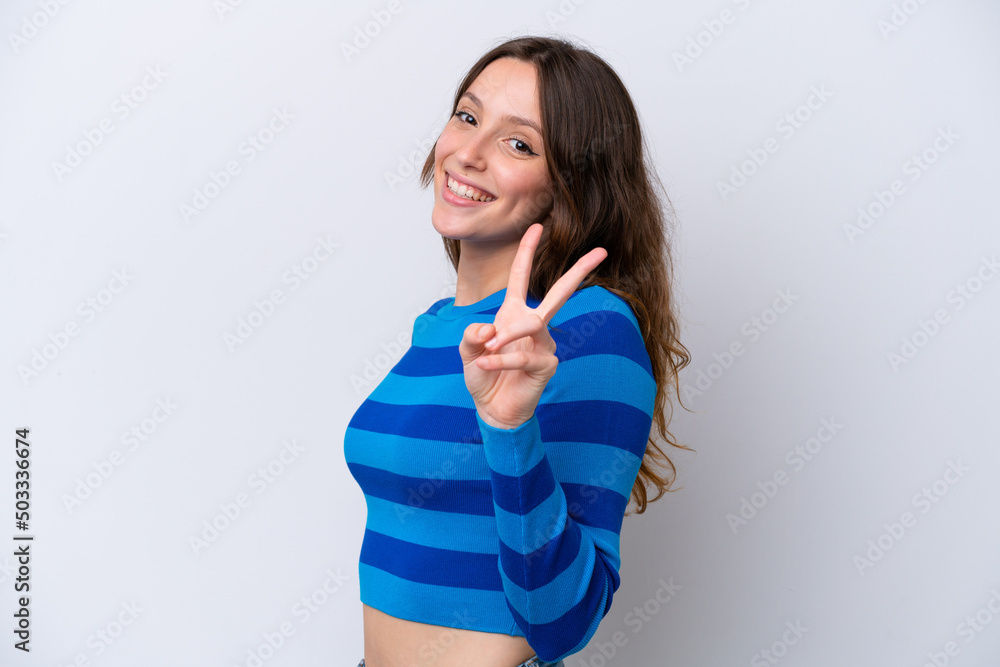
[368,372,476,407]
[362,495,500,553]
[352,399,650,460]
[507,563,611,660]
[502,542,597,624]
[498,519,582,591]
[344,428,487,481]
[489,455,557,515]
[348,400,477,442]
[550,311,652,377]
[393,344,463,376]
[359,562,520,636]
[348,462,495,516]
[375,360,654,447]
[360,528,503,590]
[424,298,451,316]
[536,400,651,459]
[545,443,642,489]
[563,482,630,534]
[603,549,621,597]
[541,355,656,418]
[404,315,650,379]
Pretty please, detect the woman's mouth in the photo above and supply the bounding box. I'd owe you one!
[445,172,496,203]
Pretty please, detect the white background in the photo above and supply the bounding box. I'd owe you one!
[1,0,999,665]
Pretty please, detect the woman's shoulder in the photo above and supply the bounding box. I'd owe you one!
[425,296,452,315]
[551,284,656,402]
[558,284,642,335]
[552,285,651,372]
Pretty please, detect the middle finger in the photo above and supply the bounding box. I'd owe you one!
[534,247,608,324]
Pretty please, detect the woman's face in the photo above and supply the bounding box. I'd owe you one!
[431,57,552,245]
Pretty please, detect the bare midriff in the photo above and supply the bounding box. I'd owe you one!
[362,603,537,667]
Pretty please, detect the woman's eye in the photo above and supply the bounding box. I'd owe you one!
[454,110,474,124]
[506,138,535,155]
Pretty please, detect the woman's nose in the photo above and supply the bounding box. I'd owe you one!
[453,132,490,168]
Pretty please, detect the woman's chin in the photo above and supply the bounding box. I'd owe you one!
[430,211,470,239]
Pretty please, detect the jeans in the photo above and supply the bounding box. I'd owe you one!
[357,657,565,667]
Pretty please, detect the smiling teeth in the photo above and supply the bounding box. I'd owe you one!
[448,175,495,202]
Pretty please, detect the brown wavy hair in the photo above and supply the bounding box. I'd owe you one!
[418,35,692,515]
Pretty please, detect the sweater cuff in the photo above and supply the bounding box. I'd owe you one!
[475,412,546,477]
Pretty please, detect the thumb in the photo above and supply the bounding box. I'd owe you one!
[459,322,495,362]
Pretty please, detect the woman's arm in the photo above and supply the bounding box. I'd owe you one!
[476,304,655,662]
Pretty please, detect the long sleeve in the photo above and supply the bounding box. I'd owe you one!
[474,304,656,662]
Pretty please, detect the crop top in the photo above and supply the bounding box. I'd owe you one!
[343,284,656,662]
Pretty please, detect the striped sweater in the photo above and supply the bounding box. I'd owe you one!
[343,284,656,662]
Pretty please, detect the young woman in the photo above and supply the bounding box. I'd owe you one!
[344,35,690,667]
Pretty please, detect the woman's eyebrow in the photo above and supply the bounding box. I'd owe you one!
[459,91,542,137]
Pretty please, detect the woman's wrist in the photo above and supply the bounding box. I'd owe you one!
[475,409,533,431]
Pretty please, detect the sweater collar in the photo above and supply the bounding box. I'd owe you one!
[435,287,507,320]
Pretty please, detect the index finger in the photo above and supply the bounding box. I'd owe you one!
[534,245,608,324]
